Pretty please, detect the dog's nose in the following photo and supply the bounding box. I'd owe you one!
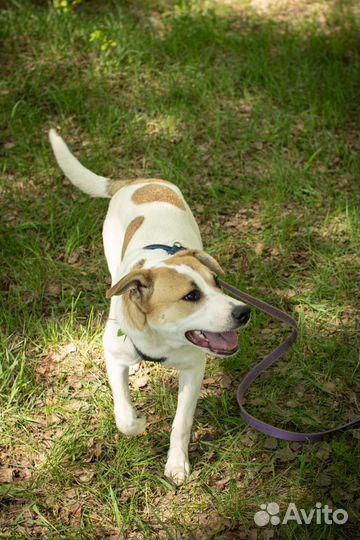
[232,305,251,326]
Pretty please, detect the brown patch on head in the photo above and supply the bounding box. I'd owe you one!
[147,267,203,323]
[165,256,214,287]
[132,184,186,210]
[165,249,224,284]
[106,266,204,330]
[121,216,144,259]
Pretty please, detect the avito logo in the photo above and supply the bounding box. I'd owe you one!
[254,502,348,526]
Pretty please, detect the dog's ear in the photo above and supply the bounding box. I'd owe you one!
[106,270,153,299]
[194,251,225,275]
[175,249,225,275]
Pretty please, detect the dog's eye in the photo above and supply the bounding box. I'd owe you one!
[182,289,202,302]
[214,276,222,289]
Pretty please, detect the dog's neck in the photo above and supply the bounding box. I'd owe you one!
[132,341,167,363]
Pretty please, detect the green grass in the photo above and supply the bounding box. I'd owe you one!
[0,0,359,538]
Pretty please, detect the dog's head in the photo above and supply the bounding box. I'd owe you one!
[107,250,250,357]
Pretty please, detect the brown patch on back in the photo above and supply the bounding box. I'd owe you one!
[132,184,186,210]
[130,178,171,186]
[121,216,144,259]
[107,178,171,197]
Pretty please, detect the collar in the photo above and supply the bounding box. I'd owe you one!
[132,342,167,363]
[143,242,186,255]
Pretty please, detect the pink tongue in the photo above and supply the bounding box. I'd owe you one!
[203,330,238,351]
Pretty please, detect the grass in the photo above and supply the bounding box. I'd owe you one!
[0,0,359,538]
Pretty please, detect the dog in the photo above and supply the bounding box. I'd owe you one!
[49,129,250,484]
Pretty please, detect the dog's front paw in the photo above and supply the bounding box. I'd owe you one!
[129,362,141,376]
[115,414,146,436]
[165,449,190,485]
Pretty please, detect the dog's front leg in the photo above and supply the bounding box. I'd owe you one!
[165,355,206,484]
[104,327,146,436]
[106,356,146,436]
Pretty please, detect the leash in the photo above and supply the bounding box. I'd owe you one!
[141,243,359,440]
[219,279,360,441]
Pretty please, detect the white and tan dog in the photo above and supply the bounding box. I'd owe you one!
[49,129,250,484]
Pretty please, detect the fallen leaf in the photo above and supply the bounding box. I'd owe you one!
[0,468,14,483]
[203,377,217,386]
[219,375,232,389]
[316,442,331,461]
[290,442,302,452]
[47,414,62,425]
[239,102,253,114]
[64,488,77,499]
[120,486,137,503]
[134,375,148,388]
[66,251,80,265]
[275,447,296,462]
[52,342,77,363]
[286,400,299,408]
[260,327,272,335]
[240,434,255,447]
[65,400,90,412]
[323,381,337,393]
[214,476,231,489]
[0,468,31,483]
[46,283,61,296]
[295,385,305,398]
[86,439,103,461]
[264,438,278,450]
[254,242,265,256]
[78,470,95,483]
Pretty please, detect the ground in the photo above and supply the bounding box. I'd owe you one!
[0,0,359,539]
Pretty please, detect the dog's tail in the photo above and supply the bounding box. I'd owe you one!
[48,129,127,198]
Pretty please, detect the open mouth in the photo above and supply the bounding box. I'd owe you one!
[185,330,239,356]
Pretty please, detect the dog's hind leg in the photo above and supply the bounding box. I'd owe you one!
[165,354,206,484]
[103,321,146,436]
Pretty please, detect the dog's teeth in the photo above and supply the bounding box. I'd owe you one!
[194,330,202,336]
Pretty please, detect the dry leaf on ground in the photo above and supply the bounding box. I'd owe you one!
[46,283,61,296]
[0,467,31,483]
[134,375,148,388]
[275,447,296,462]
